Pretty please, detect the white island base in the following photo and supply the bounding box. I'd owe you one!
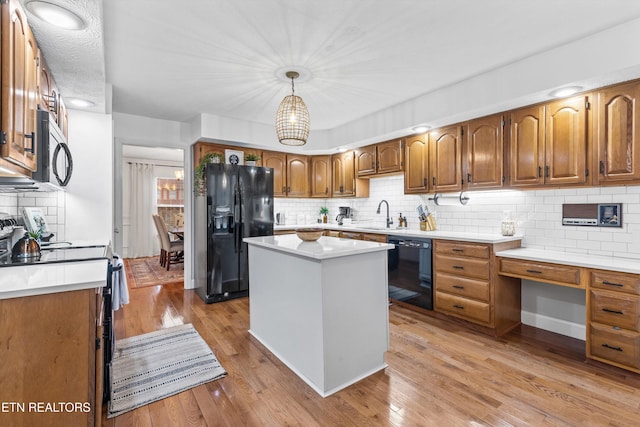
[245,235,393,397]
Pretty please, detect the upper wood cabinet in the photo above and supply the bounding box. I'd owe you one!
[262,151,287,197]
[310,155,331,198]
[404,133,429,194]
[285,154,310,197]
[545,95,590,185]
[355,139,404,177]
[508,105,546,187]
[594,81,640,184]
[429,125,463,192]
[1,0,38,172]
[332,151,354,196]
[465,114,505,190]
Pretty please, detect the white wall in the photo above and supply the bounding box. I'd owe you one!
[275,177,640,340]
[64,110,113,242]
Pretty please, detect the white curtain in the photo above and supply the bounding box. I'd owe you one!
[128,162,157,258]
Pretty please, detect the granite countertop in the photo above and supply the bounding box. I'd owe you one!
[0,259,109,300]
[496,248,640,275]
[244,234,394,260]
[275,223,522,244]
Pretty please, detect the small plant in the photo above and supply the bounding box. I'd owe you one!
[319,207,329,215]
[28,229,42,240]
[194,153,223,193]
[245,153,261,161]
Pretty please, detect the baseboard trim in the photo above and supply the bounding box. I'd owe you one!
[521,311,585,341]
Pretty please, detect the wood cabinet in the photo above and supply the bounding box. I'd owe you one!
[310,155,331,197]
[594,80,640,184]
[429,125,463,192]
[355,139,404,177]
[1,0,38,172]
[0,288,104,426]
[508,105,546,187]
[499,258,583,289]
[434,239,521,335]
[545,95,590,185]
[465,114,505,189]
[262,151,309,197]
[262,151,287,197]
[331,151,369,198]
[404,133,429,194]
[587,269,640,373]
[508,95,590,187]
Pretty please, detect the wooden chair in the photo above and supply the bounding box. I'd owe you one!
[152,214,184,270]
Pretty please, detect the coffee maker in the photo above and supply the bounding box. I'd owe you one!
[335,206,351,225]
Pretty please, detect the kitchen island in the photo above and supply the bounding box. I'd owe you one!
[244,234,393,397]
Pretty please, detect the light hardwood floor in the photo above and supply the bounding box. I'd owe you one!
[106,283,640,426]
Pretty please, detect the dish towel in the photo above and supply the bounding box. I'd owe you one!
[112,255,129,310]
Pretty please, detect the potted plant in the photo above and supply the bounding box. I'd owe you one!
[194,153,223,194]
[319,206,329,223]
[245,153,261,166]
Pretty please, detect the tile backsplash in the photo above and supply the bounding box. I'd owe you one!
[275,175,640,260]
[0,191,65,240]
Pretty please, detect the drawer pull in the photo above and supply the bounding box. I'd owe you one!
[602,280,624,288]
[602,308,624,315]
[453,304,464,310]
[526,269,542,274]
[452,248,464,253]
[602,343,623,352]
[452,285,465,289]
[453,265,464,270]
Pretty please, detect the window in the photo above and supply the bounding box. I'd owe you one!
[156,177,184,227]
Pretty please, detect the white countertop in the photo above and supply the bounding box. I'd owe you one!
[496,248,640,275]
[244,234,394,260]
[275,223,522,244]
[0,259,109,300]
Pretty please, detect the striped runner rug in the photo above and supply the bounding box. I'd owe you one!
[108,323,226,418]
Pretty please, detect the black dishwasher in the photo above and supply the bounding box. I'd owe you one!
[387,236,433,310]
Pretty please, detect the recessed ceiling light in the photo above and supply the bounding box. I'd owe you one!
[549,86,583,98]
[67,98,95,108]
[337,147,347,153]
[411,125,431,133]
[25,1,86,30]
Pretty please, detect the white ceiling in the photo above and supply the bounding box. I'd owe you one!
[21,0,640,132]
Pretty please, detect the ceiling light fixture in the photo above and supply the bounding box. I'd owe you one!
[25,1,86,30]
[66,97,95,108]
[549,86,583,98]
[411,125,431,133]
[276,71,310,146]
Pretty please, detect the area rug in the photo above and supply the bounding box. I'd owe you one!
[108,324,227,418]
[124,256,184,288]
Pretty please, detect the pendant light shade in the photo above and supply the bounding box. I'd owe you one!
[276,71,310,146]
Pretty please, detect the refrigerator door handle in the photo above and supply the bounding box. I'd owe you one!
[233,184,239,253]
[238,185,244,253]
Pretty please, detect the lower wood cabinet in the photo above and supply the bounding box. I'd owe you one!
[434,239,521,335]
[0,288,103,426]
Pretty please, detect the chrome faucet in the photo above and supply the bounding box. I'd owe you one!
[376,199,393,228]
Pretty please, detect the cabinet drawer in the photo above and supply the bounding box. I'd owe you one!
[591,270,640,296]
[340,232,362,240]
[324,230,341,238]
[590,322,640,369]
[499,258,581,288]
[590,290,640,331]
[435,272,490,302]
[362,233,387,243]
[435,291,490,324]
[435,241,490,259]
[435,254,489,280]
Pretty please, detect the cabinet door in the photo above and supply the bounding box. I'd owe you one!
[404,134,429,194]
[545,95,589,185]
[595,81,640,183]
[429,124,463,192]
[355,145,376,176]
[340,151,356,196]
[262,151,287,197]
[310,155,331,197]
[39,55,52,110]
[1,0,37,171]
[377,139,404,174]
[466,114,504,189]
[509,105,545,187]
[286,154,309,197]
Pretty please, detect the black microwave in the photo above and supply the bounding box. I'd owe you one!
[32,110,73,188]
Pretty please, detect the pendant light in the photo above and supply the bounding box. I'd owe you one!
[276,71,310,146]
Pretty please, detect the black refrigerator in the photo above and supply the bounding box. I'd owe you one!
[195,163,274,303]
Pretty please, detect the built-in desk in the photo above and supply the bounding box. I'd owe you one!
[496,248,640,374]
